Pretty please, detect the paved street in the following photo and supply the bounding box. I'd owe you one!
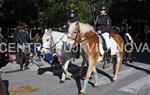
[0,52,150,95]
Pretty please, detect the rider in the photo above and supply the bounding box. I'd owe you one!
[121,18,129,34]
[95,5,112,62]
[68,9,78,23]
[62,9,78,33]
[121,18,132,43]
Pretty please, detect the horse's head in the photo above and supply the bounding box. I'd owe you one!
[67,21,81,47]
[67,21,95,47]
[42,29,52,49]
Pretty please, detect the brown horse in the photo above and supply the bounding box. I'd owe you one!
[67,21,124,94]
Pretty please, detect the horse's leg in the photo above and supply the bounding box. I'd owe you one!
[92,65,98,86]
[65,60,72,78]
[112,55,116,76]
[80,57,96,94]
[60,60,72,83]
[113,52,123,81]
[78,53,88,77]
[128,50,133,63]
[78,58,86,77]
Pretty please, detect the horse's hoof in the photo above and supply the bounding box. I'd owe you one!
[79,93,86,95]
[93,83,99,88]
[79,89,86,95]
[60,80,65,83]
[79,92,86,95]
[112,78,118,82]
[129,60,133,63]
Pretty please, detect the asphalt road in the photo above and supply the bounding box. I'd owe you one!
[0,52,150,95]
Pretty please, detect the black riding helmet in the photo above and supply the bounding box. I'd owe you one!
[122,18,128,24]
[99,5,108,13]
[69,9,76,15]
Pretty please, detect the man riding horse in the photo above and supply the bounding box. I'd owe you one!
[95,5,112,63]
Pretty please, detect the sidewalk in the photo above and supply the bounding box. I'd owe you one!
[0,57,83,73]
[0,61,40,73]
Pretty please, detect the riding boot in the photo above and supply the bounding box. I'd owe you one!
[106,49,111,64]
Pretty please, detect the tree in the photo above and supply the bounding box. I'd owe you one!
[1,0,38,27]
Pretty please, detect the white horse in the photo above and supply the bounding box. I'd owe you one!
[42,29,87,83]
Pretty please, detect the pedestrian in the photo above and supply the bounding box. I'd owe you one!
[16,23,31,71]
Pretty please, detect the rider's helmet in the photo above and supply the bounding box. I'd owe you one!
[99,5,108,13]
[69,9,76,17]
[122,18,128,24]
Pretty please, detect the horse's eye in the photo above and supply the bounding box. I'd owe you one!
[46,39,49,41]
[74,32,77,34]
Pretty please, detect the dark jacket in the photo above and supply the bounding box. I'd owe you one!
[121,22,129,34]
[96,15,111,33]
[17,31,30,44]
[62,15,78,32]
[68,15,78,23]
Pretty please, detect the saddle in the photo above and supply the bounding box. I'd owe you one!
[98,35,107,51]
[124,33,132,43]
[98,35,111,63]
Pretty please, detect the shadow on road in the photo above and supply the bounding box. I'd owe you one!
[125,63,150,74]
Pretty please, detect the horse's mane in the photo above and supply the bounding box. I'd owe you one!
[69,21,95,33]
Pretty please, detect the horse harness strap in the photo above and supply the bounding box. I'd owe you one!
[68,33,97,43]
[50,34,66,49]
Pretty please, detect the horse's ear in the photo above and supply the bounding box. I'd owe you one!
[76,21,79,28]
[49,28,52,32]
[76,21,79,26]
[45,29,48,33]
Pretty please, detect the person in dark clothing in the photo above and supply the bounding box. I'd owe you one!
[121,18,133,43]
[95,6,112,63]
[0,27,9,68]
[121,18,129,34]
[16,24,31,71]
[62,9,78,32]
[96,6,111,34]
[68,9,78,23]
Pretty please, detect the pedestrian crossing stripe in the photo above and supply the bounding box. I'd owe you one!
[91,64,150,86]
[119,75,150,94]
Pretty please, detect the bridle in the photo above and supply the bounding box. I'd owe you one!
[67,22,98,43]
[67,30,81,43]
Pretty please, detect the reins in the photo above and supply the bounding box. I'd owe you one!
[68,32,98,43]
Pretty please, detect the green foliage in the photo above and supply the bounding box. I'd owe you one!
[1,0,149,29]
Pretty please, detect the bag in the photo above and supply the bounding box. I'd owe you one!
[43,53,53,64]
